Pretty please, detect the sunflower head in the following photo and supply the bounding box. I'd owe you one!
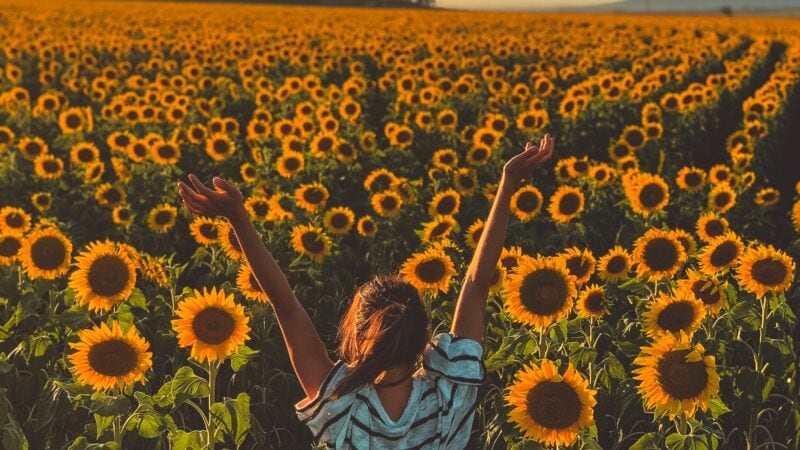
[400,247,457,294]
[633,228,687,282]
[69,241,137,313]
[506,359,597,447]
[171,287,251,364]
[735,244,795,299]
[68,321,153,391]
[505,255,577,331]
[548,186,585,224]
[575,284,609,319]
[642,290,706,339]
[633,333,720,418]
[237,264,269,303]
[560,247,596,285]
[20,227,73,280]
[291,224,332,263]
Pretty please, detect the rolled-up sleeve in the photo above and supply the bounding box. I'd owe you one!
[422,332,486,385]
[295,360,353,445]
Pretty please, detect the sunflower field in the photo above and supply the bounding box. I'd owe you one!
[1,0,799,448]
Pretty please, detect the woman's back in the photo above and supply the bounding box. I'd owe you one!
[295,332,486,449]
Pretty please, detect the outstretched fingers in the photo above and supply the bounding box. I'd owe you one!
[188,173,223,200]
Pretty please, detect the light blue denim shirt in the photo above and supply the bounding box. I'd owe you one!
[295,332,486,449]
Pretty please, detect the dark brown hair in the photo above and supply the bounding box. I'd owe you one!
[329,274,430,400]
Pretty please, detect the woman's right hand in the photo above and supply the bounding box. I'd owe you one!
[502,133,555,184]
[177,173,246,220]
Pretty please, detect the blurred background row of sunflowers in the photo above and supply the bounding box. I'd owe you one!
[0,0,799,449]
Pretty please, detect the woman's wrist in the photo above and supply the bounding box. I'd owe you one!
[226,205,250,227]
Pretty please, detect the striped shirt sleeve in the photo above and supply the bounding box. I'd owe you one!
[294,360,354,446]
[422,332,486,385]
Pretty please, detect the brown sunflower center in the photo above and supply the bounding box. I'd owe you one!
[158,145,176,159]
[212,139,229,154]
[525,381,582,430]
[199,223,218,239]
[88,339,138,377]
[573,160,589,174]
[103,188,122,204]
[88,255,131,297]
[657,349,709,399]
[566,255,591,279]
[303,188,325,204]
[607,255,627,274]
[25,142,43,157]
[751,259,788,286]
[436,196,457,215]
[0,236,21,257]
[705,220,724,238]
[626,130,644,147]
[301,231,324,254]
[361,220,375,233]
[519,268,569,315]
[643,238,679,272]
[558,193,580,216]
[471,148,488,161]
[685,172,701,187]
[5,213,24,228]
[78,148,95,162]
[380,195,398,211]
[691,280,720,305]
[709,241,739,268]
[656,301,695,332]
[430,222,450,238]
[331,213,349,229]
[714,192,731,208]
[415,258,446,284]
[251,201,269,217]
[284,157,300,171]
[154,211,173,226]
[31,236,67,270]
[227,228,241,253]
[458,175,475,189]
[584,292,606,313]
[43,160,60,173]
[639,184,665,208]
[517,191,540,213]
[191,306,235,345]
[65,113,82,129]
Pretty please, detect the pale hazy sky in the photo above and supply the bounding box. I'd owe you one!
[436,0,620,10]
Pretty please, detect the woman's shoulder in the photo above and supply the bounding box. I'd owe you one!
[420,332,487,386]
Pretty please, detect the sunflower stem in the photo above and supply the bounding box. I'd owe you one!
[756,296,769,373]
[112,385,123,445]
[587,318,594,387]
[538,329,545,360]
[207,360,218,450]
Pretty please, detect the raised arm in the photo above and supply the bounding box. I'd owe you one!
[450,134,554,342]
[178,174,334,399]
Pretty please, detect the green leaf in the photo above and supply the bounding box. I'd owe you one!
[210,393,251,448]
[94,414,114,439]
[127,288,148,311]
[230,345,259,372]
[666,432,718,450]
[169,430,205,450]
[89,392,131,417]
[154,366,209,408]
[0,389,29,450]
[129,392,165,439]
[605,354,626,379]
[630,432,659,450]
[706,397,731,419]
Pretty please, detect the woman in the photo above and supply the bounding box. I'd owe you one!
[177,134,554,449]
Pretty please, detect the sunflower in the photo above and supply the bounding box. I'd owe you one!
[204,134,236,161]
[735,244,795,299]
[245,195,271,222]
[676,167,706,192]
[500,246,525,273]
[236,264,268,303]
[695,212,729,243]
[608,140,634,161]
[510,185,543,222]
[506,359,596,447]
[633,229,686,282]
[754,188,780,207]
[19,227,73,280]
[371,191,403,218]
[239,163,257,183]
[189,216,220,247]
[69,241,137,312]
[400,247,456,293]
[324,207,355,235]
[677,269,728,316]
[505,255,577,331]
[708,165,732,185]
[171,287,251,363]
[363,168,398,192]
[0,206,31,236]
[294,182,329,213]
[792,200,800,233]
[34,154,64,179]
[147,204,177,234]
[698,231,743,275]
[112,205,134,226]
[428,189,461,217]
[575,284,609,319]
[466,145,492,166]
[453,168,478,196]
[357,215,377,237]
[642,290,705,339]
[218,221,244,260]
[589,164,615,187]
[624,172,669,216]
[291,224,331,263]
[560,247,596,285]
[276,150,304,178]
[432,148,459,171]
[708,183,736,214]
[58,107,92,134]
[67,321,152,391]
[548,186,585,223]
[465,219,485,249]
[632,333,720,418]
[0,234,22,266]
[421,215,456,243]
[31,192,52,213]
[621,125,648,150]
[70,142,100,166]
[84,162,105,184]
[95,183,126,208]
